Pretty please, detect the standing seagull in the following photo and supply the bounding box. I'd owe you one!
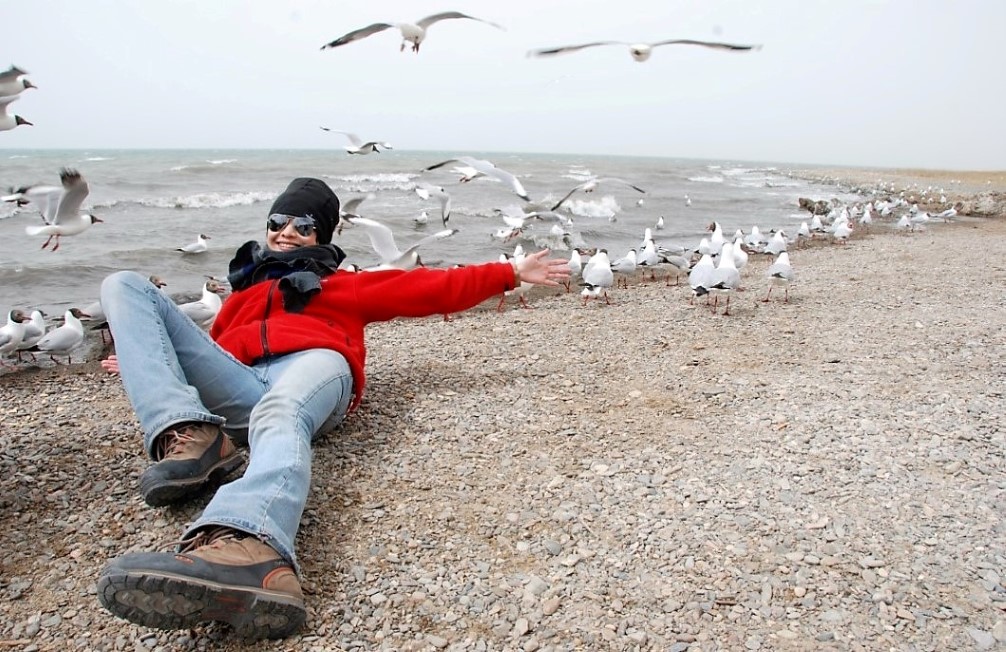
[0,65,36,97]
[423,156,531,202]
[16,169,102,250]
[413,183,452,226]
[34,308,89,364]
[0,95,32,132]
[580,249,614,305]
[320,127,392,155]
[0,309,28,365]
[178,279,226,329]
[764,252,795,303]
[528,38,760,62]
[177,233,211,254]
[320,12,504,53]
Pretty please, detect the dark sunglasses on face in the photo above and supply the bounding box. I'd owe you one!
[267,214,317,237]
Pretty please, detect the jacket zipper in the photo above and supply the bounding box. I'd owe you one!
[260,279,278,359]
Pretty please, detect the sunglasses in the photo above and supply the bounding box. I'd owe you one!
[267,214,317,237]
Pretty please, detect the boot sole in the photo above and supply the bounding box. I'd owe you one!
[97,567,305,639]
[141,453,245,507]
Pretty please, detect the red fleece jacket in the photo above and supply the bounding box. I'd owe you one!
[210,261,517,411]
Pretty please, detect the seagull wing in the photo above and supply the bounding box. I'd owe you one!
[463,158,530,202]
[0,65,28,83]
[417,12,504,31]
[324,129,363,147]
[527,41,621,57]
[15,185,62,224]
[345,216,403,263]
[53,168,90,225]
[0,95,21,111]
[549,183,588,211]
[412,228,458,250]
[650,39,760,52]
[320,23,394,49]
[598,177,646,194]
[422,158,461,173]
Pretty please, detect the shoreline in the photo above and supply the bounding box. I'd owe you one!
[1,169,1005,649]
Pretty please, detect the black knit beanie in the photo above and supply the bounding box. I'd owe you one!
[268,178,340,244]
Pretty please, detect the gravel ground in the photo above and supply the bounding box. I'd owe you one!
[2,174,1005,651]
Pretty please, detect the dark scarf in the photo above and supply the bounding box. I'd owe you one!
[227,240,346,313]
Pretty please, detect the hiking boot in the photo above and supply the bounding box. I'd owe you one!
[139,422,244,507]
[97,526,305,639]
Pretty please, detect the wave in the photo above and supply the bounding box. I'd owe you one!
[83,156,113,161]
[323,172,419,193]
[564,195,621,219]
[207,159,237,165]
[688,176,725,184]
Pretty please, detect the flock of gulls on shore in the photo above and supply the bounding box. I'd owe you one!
[0,13,961,368]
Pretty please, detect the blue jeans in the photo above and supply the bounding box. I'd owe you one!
[100,271,353,570]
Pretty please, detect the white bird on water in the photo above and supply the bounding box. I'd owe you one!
[177,233,211,254]
[320,12,504,53]
[413,183,452,226]
[0,95,32,132]
[0,65,36,98]
[527,38,760,62]
[8,168,102,250]
[319,127,392,155]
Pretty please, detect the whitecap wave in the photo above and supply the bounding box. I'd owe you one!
[323,172,418,193]
[139,191,277,209]
[688,176,725,184]
[564,195,621,219]
[207,159,236,165]
[83,156,113,161]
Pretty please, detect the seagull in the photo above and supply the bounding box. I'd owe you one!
[497,249,534,311]
[609,248,637,288]
[698,242,741,315]
[655,216,665,230]
[550,177,645,211]
[344,216,457,270]
[0,95,32,131]
[0,65,36,97]
[688,253,716,303]
[15,309,46,362]
[177,233,211,254]
[564,249,583,292]
[764,252,794,303]
[528,38,760,62]
[764,230,787,256]
[33,308,89,364]
[0,309,28,365]
[413,183,452,226]
[657,248,692,286]
[320,127,392,155]
[413,210,429,226]
[423,156,531,202]
[935,206,957,222]
[13,168,102,250]
[320,12,504,53]
[580,249,614,305]
[178,279,226,329]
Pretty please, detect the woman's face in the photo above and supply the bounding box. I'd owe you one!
[265,214,318,252]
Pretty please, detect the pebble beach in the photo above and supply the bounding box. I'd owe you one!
[1,169,1005,651]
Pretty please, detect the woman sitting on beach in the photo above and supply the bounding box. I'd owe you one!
[94,177,570,640]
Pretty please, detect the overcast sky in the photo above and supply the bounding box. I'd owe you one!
[2,0,1003,170]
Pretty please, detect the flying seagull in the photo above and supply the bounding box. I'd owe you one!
[0,95,32,132]
[320,127,392,155]
[10,168,102,250]
[0,64,36,97]
[320,12,504,53]
[344,216,457,270]
[550,177,646,211]
[423,156,531,202]
[528,39,761,62]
